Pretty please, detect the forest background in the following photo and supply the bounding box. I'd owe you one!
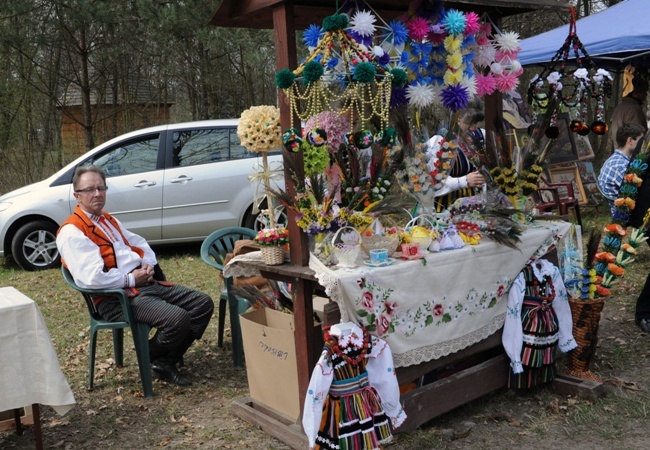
[0,0,625,196]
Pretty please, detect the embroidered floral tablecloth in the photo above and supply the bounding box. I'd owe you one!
[310,220,571,367]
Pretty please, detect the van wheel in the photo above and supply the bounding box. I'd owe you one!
[243,203,287,231]
[11,221,61,271]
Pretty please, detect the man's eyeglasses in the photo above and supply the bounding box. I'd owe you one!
[75,186,108,194]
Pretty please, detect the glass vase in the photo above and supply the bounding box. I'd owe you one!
[308,232,333,265]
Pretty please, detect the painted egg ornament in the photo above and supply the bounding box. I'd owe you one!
[578,123,590,136]
[306,128,327,146]
[411,226,430,238]
[282,128,302,152]
[354,130,374,149]
[545,126,559,139]
[344,131,356,147]
[569,119,583,133]
[591,120,608,135]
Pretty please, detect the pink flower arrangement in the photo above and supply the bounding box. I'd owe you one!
[254,227,289,247]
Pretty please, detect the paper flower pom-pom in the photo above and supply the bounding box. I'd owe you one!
[305,128,327,147]
[390,86,408,108]
[302,61,324,83]
[494,72,519,92]
[443,35,462,53]
[390,68,408,88]
[322,13,348,32]
[464,11,481,35]
[443,69,463,86]
[591,120,608,135]
[442,9,466,35]
[440,85,470,111]
[474,44,496,68]
[446,50,463,70]
[282,128,303,152]
[476,72,497,97]
[407,17,430,41]
[275,69,295,89]
[237,105,281,153]
[302,24,323,47]
[494,31,521,52]
[406,82,436,109]
[389,20,409,46]
[354,61,377,83]
[350,10,376,37]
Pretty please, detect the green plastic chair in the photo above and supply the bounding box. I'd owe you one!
[61,266,153,397]
[200,227,256,367]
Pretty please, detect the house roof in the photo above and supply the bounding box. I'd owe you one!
[59,83,174,107]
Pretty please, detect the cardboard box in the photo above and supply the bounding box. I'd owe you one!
[240,308,320,421]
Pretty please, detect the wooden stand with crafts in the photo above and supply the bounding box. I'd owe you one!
[211,0,608,449]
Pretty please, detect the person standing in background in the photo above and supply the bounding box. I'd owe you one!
[608,76,648,153]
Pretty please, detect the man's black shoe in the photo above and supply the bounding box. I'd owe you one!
[635,317,650,333]
[151,360,192,386]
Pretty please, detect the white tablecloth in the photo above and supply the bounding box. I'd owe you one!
[0,287,76,415]
[224,221,572,368]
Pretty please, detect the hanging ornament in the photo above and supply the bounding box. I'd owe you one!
[526,7,612,138]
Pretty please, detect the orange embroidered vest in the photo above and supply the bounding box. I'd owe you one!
[58,205,145,270]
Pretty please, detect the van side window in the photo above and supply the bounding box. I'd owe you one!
[92,135,159,177]
[172,128,230,166]
[229,128,281,158]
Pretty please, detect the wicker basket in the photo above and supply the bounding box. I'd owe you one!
[331,227,361,268]
[404,216,434,253]
[360,232,400,257]
[566,297,605,382]
[261,246,285,266]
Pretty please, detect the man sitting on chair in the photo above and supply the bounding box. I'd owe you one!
[56,165,214,386]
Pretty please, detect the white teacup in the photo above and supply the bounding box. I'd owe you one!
[369,248,389,264]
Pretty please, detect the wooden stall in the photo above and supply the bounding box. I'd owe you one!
[210,1,574,448]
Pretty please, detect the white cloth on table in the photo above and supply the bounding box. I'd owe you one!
[502,259,578,374]
[0,287,76,416]
[309,220,572,368]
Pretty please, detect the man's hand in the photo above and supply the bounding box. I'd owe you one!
[467,171,486,188]
[133,264,154,286]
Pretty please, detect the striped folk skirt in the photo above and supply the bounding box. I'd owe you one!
[509,295,560,390]
[315,372,392,450]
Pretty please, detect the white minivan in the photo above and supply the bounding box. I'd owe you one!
[0,120,283,271]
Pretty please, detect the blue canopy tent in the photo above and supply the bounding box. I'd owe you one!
[519,0,650,70]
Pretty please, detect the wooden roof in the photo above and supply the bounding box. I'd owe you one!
[210,0,571,30]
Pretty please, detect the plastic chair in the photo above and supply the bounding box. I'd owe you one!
[200,227,256,367]
[534,177,582,227]
[61,266,153,397]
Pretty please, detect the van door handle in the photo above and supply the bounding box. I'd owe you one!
[134,180,157,188]
[170,176,193,183]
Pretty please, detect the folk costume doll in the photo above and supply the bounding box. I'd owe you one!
[503,259,578,389]
[302,322,406,450]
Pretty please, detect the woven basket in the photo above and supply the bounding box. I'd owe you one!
[331,227,361,268]
[360,232,400,257]
[261,246,285,266]
[404,216,434,252]
[566,297,605,382]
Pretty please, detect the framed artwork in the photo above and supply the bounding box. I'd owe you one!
[549,165,588,205]
[576,161,597,183]
[543,113,579,164]
[576,134,595,160]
